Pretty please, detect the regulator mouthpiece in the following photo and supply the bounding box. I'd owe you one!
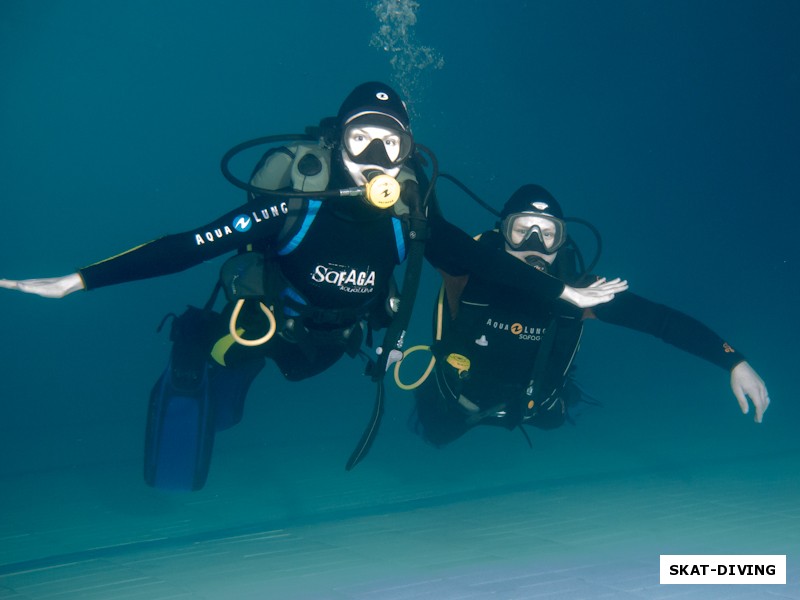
[364,172,401,209]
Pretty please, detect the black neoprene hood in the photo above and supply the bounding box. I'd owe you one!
[336,81,411,131]
[500,184,564,220]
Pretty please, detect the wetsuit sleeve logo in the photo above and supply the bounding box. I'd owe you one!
[194,202,289,245]
[234,215,252,232]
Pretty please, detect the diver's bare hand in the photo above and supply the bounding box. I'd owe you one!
[0,273,85,298]
[730,361,770,423]
[559,277,629,308]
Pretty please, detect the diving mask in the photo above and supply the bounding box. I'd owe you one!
[501,213,566,254]
[342,114,413,168]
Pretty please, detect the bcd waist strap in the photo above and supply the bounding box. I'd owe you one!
[281,295,377,327]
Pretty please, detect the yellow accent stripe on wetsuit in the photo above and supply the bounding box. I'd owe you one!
[80,240,157,268]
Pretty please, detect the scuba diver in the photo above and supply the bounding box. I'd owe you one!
[399,183,769,447]
[1,83,627,490]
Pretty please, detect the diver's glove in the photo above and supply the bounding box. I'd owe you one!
[730,361,770,423]
[0,273,85,298]
[559,277,628,308]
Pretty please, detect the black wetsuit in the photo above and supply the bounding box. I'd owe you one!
[414,230,746,446]
[78,168,567,381]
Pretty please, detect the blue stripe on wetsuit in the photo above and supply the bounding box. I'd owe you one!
[392,217,406,262]
[277,200,321,256]
[281,286,306,317]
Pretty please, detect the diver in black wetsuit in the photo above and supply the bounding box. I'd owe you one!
[0,84,627,489]
[408,184,769,447]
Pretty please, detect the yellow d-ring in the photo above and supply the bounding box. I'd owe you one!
[393,345,436,390]
[229,298,276,347]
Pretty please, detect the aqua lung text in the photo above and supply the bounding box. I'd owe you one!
[194,202,289,245]
[485,318,546,340]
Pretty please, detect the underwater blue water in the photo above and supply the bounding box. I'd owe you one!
[1,1,799,597]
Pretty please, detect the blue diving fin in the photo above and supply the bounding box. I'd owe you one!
[144,357,216,491]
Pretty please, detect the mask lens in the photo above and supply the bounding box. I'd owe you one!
[345,130,371,157]
[382,135,401,162]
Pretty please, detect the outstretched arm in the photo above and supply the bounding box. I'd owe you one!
[0,273,85,298]
[2,196,294,295]
[591,291,770,423]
